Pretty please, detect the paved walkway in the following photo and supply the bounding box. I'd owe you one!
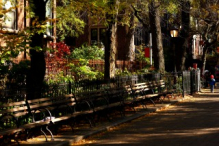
[20,88,219,146]
[73,89,219,146]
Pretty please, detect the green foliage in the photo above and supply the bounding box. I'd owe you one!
[173,83,183,94]
[115,68,132,76]
[0,28,32,63]
[45,43,104,83]
[70,44,104,60]
[56,0,85,40]
[135,45,150,64]
[136,67,150,74]
[46,71,74,85]
[160,0,179,14]
[68,59,104,81]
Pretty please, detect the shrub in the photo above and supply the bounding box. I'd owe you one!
[70,44,104,60]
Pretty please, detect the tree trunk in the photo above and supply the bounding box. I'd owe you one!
[117,13,135,62]
[127,14,135,61]
[104,0,119,79]
[179,1,190,71]
[201,45,208,75]
[27,0,47,100]
[109,23,117,78]
[149,2,165,72]
[180,40,188,70]
[104,22,117,79]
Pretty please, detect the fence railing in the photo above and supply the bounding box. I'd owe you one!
[45,58,148,76]
[0,70,201,103]
[182,70,201,95]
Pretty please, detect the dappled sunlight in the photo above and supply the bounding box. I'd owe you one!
[200,88,219,94]
[72,126,219,145]
[71,93,219,145]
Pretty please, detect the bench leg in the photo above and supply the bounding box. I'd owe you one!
[86,116,94,128]
[106,110,112,122]
[40,126,48,142]
[140,100,147,109]
[68,119,76,132]
[121,105,126,117]
[128,101,137,112]
[13,132,20,145]
[26,129,33,140]
[90,113,96,127]
[46,125,54,141]
[149,98,156,106]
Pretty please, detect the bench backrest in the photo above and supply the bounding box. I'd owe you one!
[130,82,151,94]
[0,100,29,128]
[105,86,127,103]
[149,80,166,93]
[74,89,107,111]
[26,94,76,121]
[27,94,75,110]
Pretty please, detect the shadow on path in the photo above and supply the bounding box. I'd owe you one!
[74,90,219,146]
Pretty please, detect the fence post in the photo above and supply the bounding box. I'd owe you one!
[182,71,184,97]
[190,70,194,94]
[197,69,201,92]
[190,69,201,94]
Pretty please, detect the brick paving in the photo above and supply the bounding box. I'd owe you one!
[73,89,219,146]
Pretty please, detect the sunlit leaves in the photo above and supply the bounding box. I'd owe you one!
[56,0,85,40]
[190,0,219,41]
[70,44,104,60]
[0,30,31,64]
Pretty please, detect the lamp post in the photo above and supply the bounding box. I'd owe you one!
[170,27,179,84]
[149,33,152,66]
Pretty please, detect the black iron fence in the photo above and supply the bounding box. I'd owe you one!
[182,69,201,95]
[69,73,161,94]
[0,71,201,103]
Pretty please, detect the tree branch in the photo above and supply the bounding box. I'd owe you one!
[130,5,147,28]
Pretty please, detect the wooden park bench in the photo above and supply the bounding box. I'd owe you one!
[128,82,158,108]
[26,94,96,138]
[0,93,94,145]
[0,79,179,145]
[0,99,57,145]
[127,80,173,109]
[153,80,180,101]
[74,87,125,123]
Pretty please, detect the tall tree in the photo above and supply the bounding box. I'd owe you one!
[79,0,136,78]
[176,0,190,71]
[132,0,166,72]
[104,0,119,79]
[26,0,88,99]
[149,1,165,72]
[190,0,219,74]
[56,0,85,41]
[27,0,48,99]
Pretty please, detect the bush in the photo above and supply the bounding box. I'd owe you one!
[70,44,104,60]
[68,59,104,81]
[135,45,150,64]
